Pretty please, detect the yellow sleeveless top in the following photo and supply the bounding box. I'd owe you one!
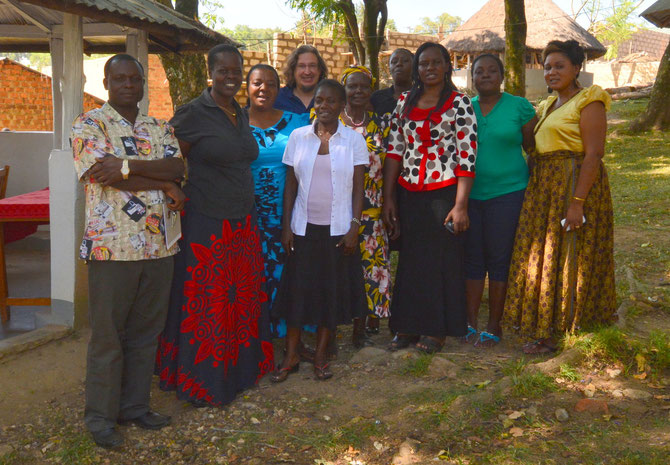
[535,85,611,153]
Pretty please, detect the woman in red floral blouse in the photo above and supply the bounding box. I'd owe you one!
[382,42,477,353]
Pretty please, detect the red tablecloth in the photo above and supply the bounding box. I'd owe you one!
[0,187,49,243]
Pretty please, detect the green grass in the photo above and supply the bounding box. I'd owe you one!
[558,363,580,382]
[399,353,434,377]
[45,428,96,465]
[510,371,557,398]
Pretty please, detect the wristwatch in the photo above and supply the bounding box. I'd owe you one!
[351,217,362,226]
[121,159,130,180]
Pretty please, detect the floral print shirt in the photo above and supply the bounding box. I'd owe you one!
[71,103,182,261]
[386,91,477,191]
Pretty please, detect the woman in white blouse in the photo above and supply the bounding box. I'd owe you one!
[272,79,369,381]
[382,42,477,354]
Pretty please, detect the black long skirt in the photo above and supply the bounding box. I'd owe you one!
[155,206,275,407]
[274,223,366,330]
[389,185,468,338]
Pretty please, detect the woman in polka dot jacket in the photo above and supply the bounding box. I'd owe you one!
[382,42,477,354]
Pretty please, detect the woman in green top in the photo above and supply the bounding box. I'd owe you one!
[464,54,537,348]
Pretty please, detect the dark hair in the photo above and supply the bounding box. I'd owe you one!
[390,48,414,61]
[246,64,280,89]
[207,43,243,72]
[283,45,328,88]
[471,53,504,77]
[542,40,585,70]
[104,54,144,78]
[315,79,346,103]
[401,42,456,118]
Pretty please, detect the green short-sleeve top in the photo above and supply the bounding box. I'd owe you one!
[470,92,536,200]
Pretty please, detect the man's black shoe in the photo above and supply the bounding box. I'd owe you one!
[91,428,123,449]
[118,411,171,430]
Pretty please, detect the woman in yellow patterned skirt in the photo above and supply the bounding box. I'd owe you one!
[503,40,616,354]
[339,66,392,347]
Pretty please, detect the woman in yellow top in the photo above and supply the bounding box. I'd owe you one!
[503,40,616,354]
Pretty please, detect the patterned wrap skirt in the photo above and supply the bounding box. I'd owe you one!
[503,150,616,341]
[156,205,274,407]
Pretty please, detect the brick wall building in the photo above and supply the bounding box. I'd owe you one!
[0,58,104,132]
[150,31,439,118]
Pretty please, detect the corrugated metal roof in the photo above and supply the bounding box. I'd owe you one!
[1,0,237,52]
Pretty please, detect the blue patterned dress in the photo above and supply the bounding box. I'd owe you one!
[250,111,309,337]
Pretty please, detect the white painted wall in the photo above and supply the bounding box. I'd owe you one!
[0,131,53,197]
[586,61,659,89]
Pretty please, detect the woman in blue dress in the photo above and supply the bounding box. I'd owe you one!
[247,64,309,337]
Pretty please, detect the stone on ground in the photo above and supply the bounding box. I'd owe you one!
[574,398,609,414]
[622,388,652,400]
[350,347,388,364]
[427,356,458,378]
[555,408,570,422]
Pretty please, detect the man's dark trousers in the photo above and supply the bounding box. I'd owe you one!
[84,257,173,433]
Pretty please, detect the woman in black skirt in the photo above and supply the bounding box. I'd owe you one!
[272,79,368,381]
[382,42,477,353]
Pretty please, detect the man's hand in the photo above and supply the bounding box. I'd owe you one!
[163,182,185,211]
[89,156,123,186]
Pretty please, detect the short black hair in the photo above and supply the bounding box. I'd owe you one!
[104,54,144,78]
[246,64,280,89]
[315,79,346,103]
[390,48,414,61]
[207,43,244,71]
[471,53,504,77]
[542,40,585,68]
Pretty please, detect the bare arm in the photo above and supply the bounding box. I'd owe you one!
[338,165,366,255]
[564,101,607,231]
[522,115,538,154]
[382,157,402,239]
[281,166,298,255]
[88,156,184,186]
[445,176,474,234]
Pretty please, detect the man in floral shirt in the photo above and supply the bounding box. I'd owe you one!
[71,54,184,449]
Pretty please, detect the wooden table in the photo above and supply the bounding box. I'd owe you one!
[0,188,51,324]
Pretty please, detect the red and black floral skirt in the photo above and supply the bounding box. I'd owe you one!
[156,206,274,407]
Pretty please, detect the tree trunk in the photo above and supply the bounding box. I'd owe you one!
[504,0,527,97]
[363,0,387,90]
[156,0,208,108]
[338,0,366,66]
[630,40,670,132]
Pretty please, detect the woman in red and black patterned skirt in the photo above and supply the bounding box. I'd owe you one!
[155,45,274,407]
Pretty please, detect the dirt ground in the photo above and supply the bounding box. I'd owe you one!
[0,303,668,465]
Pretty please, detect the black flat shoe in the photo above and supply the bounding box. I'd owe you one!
[353,331,375,349]
[91,428,123,449]
[118,411,171,430]
[190,398,210,408]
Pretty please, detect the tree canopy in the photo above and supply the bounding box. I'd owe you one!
[413,13,462,35]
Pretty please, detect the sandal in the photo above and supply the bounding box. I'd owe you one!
[270,362,299,383]
[416,335,444,354]
[387,334,419,352]
[474,331,501,348]
[522,339,557,355]
[461,325,478,344]
[314,363,333,381]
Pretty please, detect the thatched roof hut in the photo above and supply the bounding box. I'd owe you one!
[441,0,606,68]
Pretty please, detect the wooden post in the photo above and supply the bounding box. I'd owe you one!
[48,13,87,328]
[49,33,63,149]
[126,29,149,114]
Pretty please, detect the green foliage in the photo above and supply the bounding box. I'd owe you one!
[399,353,434,377]
[593,0,639,59]
[219,25,283,51]
[46,428,96,464]
[199,0,226,29]
[559,363,580,382]
[2,53,51,71]
[413,13,462,35]
[510,372,557,398]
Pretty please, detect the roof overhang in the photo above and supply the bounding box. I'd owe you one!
[0,0,239,53]
[641,0,670,28]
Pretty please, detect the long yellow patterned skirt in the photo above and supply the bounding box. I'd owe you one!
[503,150,616,341]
